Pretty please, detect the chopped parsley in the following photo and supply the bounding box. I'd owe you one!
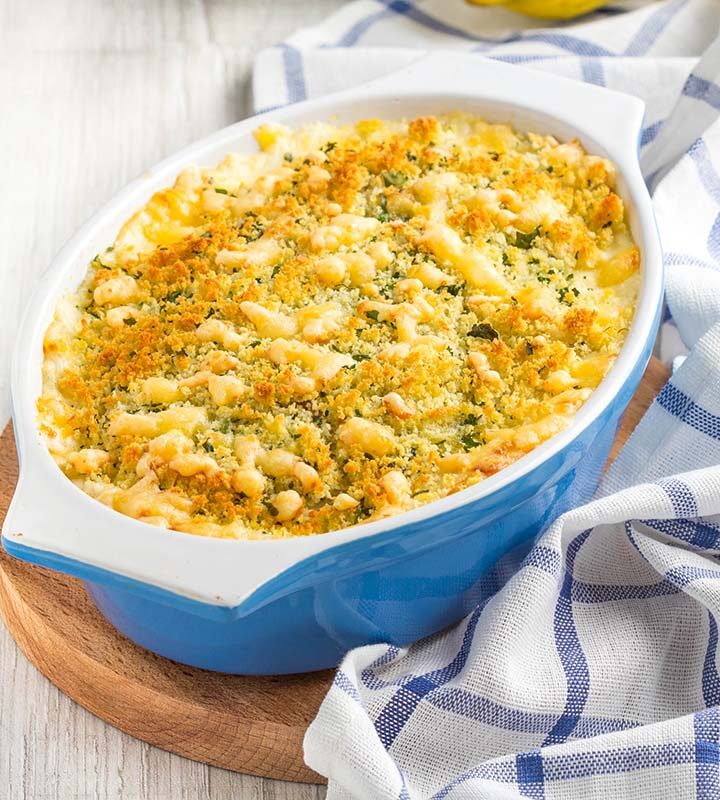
[558,286,580,304]
[216,418,232,434]
[383,171,407,188]
[468,323,499,340]
[376,195,390,223]
[461,433,480,451]
[514,228,540,249]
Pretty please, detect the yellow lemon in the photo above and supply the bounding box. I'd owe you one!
[466,0,606,19]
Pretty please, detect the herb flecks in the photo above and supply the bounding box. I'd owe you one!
[514,227,540,249]
[376,195,390,223]
[468,323,499,341]
[558,286,580,305]
[461,433,480,451]
[383,171,407,188]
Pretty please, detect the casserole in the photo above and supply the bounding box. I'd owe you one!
[38,112,639,538]
[2,53,663,674]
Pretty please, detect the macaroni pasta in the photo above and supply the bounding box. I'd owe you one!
[38,114,639,538]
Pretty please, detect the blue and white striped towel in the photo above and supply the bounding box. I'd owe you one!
[254,2,720,797]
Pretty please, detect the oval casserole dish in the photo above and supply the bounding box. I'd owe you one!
[2,53,663,674]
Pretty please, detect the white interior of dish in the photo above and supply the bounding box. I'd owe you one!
[3,52,663,607]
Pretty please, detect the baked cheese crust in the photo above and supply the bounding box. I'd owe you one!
[38,114,640,538]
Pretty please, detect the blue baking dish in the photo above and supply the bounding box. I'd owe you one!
[2,53,663,674]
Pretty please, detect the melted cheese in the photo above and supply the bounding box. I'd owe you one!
[38,113,639,539]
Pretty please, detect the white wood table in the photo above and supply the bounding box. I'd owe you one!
[0,1,345,796]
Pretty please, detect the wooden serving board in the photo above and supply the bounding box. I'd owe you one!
[0,358,670,785]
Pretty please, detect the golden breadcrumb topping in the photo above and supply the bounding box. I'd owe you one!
[39,113,639,539]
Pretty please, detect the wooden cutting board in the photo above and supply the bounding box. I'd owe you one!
[0,357,670,785]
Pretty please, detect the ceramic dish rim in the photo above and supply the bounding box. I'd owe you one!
[2,52,664,607]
